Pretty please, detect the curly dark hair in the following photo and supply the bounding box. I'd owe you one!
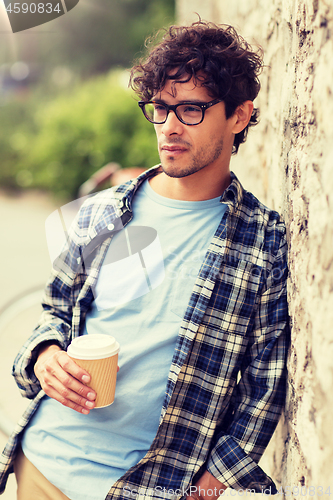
[130,21,263,154]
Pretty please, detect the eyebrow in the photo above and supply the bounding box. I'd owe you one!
[152,99,208,105]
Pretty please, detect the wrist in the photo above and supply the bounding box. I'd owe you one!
[36,341,61,358]
[34,342,62,375]
[189,470,227,500]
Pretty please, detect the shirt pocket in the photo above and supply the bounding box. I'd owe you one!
[204,258,262,336]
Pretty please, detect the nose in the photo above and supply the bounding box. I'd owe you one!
[160,110,183,136]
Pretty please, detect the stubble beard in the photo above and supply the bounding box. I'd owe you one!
[159,137,225,179]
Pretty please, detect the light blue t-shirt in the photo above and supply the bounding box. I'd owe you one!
[22,179,227,500]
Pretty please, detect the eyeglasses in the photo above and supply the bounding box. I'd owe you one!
[138,99,222,126]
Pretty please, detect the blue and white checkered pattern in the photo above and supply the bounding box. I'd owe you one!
[0,166,289,498]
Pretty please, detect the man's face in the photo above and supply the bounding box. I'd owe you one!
[153,77,237,180]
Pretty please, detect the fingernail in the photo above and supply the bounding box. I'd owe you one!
[81,409,89,414]
[82,375,90,383]
[87,392,95,400]
[85,401,95,409]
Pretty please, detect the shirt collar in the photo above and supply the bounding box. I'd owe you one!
[121,166,244,213]
[220,171,244,213]
[119,165,162,211]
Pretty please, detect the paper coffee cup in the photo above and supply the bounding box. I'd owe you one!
[67,334,120,408]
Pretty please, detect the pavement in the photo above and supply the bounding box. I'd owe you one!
[0,189,57,499]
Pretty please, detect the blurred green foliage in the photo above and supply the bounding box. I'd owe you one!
[0,0,175,78]
[50,0,175,76]
[0,0,175,198]
[0,71,160,198]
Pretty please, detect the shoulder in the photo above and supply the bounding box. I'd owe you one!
[77,178,136,229]
[76,166,160,236]
[78,187,124,222]
[246,190,287,263]
[241,189,285,233]
[230,177,287,263]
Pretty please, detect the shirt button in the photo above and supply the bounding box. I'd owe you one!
[108,223,115,231]
[77,257,81,264]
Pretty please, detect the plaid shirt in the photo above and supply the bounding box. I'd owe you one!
[0,166,289,498]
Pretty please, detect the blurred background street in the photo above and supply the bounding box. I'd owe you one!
[0,190,57,498]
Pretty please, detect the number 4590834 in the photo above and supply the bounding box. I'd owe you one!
[5,3,62,14]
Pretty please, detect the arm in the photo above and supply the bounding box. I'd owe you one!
[12,270,82,399]
[12,193,119,411]
[12,275,98,413]
[203,230,289,492]
[12,199,98,405]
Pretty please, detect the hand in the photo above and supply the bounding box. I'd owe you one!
[187,470,227,500]
[34,343,96,414]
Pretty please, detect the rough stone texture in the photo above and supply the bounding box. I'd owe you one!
[177,0,333,495]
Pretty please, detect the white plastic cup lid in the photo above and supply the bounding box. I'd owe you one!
[67,334,120,360]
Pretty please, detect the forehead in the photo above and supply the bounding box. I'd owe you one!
[156,77,213,102]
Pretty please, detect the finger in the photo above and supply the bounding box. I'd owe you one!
[42,381,94,414]
[35,348,91,389]
[45,357,96,402]
[34,346,96,413]
[186,493,201,500]
[42,367,96,412]
[56,351,92,384]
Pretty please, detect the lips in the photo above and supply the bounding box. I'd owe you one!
[160,144,188,154]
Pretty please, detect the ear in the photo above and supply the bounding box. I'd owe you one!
[231,101,254,134]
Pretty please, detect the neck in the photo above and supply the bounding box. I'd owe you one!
[149,165,231,201]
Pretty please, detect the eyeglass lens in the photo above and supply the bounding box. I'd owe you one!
[144,102,203,125]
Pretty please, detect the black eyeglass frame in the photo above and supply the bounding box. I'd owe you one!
[138,99,222,126]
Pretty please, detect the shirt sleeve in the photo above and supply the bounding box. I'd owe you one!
[206,230,289,493]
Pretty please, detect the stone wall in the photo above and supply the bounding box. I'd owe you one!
[177,0,333,495]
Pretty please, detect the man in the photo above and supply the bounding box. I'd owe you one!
[0,21,289,500]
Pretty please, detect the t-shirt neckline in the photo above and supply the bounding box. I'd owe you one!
[142,179,223,210]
